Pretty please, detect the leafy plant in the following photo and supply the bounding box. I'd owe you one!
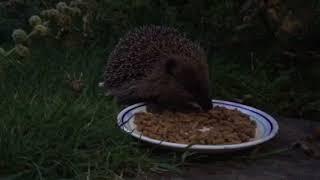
[0,0,96,68]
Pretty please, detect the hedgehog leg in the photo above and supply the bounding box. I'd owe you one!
[154,91,202,113]
[166,103,202,113]
[146,103,167,114]
[146,102,202,113]
[106,85,140,105]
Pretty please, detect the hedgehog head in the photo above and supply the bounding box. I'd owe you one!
[158,55,213,111]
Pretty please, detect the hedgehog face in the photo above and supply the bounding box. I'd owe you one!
[162,55,213,111]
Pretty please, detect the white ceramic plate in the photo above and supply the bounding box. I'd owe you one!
[117,100,279,153]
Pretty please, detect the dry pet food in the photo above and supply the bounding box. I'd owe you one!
[134,106,256,145]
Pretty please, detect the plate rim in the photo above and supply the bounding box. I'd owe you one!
[117,100,279,150]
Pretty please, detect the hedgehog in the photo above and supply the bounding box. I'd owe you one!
[103,25,212,112]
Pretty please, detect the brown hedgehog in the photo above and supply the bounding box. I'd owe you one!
[103,25,212,112]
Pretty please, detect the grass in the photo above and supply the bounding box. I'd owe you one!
[0,46,155,179]
[0,40,319,179]
[1,45,211,179]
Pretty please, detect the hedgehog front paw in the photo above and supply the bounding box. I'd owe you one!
[146,103,167,114]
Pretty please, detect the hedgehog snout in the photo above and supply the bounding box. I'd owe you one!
[197,97,213,111]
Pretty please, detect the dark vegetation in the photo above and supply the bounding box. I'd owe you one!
[0,0,319,179]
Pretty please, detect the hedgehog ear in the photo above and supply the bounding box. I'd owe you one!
[165,58,177,75]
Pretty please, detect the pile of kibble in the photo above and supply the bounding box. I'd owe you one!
[134,106,256,145]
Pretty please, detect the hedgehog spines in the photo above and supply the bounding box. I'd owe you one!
[103,25,208,94]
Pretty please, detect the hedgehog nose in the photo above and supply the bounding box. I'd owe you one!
[199,98,213,111]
